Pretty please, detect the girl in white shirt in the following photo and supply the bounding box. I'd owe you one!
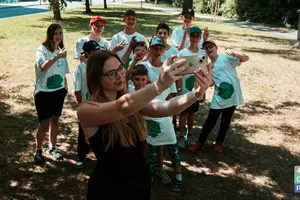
[34,24,70,164]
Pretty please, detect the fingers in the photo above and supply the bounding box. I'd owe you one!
[120,39,125,45]
[164,54,178,66]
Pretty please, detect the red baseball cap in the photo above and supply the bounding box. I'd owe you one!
[89,16,106,27]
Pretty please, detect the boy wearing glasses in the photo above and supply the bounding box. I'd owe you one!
[74,16,109,62]
[73,40,101,168]
[171,8,209,51]
[177,26,206,149]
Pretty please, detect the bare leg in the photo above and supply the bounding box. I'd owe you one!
[157,147,164,169]
[49,116,59,149]
[187,112,195,134]
[36,120,50,150]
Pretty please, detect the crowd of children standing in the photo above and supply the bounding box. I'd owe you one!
[33,7,249,200]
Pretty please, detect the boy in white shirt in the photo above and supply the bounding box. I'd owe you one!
[171,8,209,51]
[177,26,206,149]
[74,16,110,62]
[73,40,101,168]
[138,37,183,192]
[110,9,146,67]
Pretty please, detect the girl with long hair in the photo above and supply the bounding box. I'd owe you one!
[77,49,211,199]
[33,23,69,164]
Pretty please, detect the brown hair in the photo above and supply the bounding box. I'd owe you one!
[42,23,64,52]
[86,50,147,150]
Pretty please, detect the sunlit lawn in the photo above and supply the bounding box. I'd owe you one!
[0,4,299,200]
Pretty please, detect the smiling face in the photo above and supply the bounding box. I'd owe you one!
[124,16,137,29]
[156,28,169,42]
[101,57,126,92]
[182,15,194,27]
[91,21,105,36]
[53,28,63,45]
[204,43,218,57]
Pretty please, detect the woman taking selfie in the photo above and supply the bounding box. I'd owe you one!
[77,49,211,200]
[33,23,69,164]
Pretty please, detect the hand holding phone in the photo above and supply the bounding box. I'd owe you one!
[172,55,208,75]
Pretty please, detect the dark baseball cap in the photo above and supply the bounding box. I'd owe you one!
[182,8,195,17]
[124,9,136,17]
[81,40,102,54]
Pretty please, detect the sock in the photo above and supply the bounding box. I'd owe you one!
[176,173,182,182]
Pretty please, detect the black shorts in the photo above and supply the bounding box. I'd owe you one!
[183,100,200,113]
[34,88,67,122]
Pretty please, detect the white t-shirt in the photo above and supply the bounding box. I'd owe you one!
[171,26,204,49]
[177,48,206,94]
[74,36,110,59]
[73,62,89,102]
[110,31,146,60]
[161,46,178,63]
[210,53,243,109]
[137,60,177,146]
[35,45,70,95]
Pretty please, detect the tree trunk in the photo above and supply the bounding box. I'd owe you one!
[182,0,193,10]
[104,0,108,9]
[85,0,92,13]
[53,9,62,20]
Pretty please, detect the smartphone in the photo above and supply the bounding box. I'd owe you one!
[172,55,208,75]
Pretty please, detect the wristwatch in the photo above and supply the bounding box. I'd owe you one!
[177,88,182,92]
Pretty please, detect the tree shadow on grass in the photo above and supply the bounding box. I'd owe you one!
[154,99,300,200]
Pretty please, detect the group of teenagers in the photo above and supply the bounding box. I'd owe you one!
[33,7,249,200]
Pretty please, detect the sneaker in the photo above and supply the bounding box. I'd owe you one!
[215,144,223,153]
[75,159,84,169]
[155,169,171,184]
[187,133,198,146]
[49,147,64,160]
[172,180,182,193]
[178,137,187,149]
[188,142,204,152]
[33,149,44,164]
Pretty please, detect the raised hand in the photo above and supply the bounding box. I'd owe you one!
[203,27,209,41]
[113,39,126,52]
[193,68,212,99]
[155,56,188,94]
[129,36,137,48]
[57,50,67,59]
[225,49,236,57]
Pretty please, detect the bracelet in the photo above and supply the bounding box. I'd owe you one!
[177,87,182,91]
[153,81,161,95]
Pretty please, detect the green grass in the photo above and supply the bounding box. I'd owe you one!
[0,4,300,200]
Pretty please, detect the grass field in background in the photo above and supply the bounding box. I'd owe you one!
[0,4,299,200]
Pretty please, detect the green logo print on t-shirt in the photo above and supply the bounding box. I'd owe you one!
[145,119,161,138]
[217,82,234,100]
[46,74,63,89]
[185,76,195,91]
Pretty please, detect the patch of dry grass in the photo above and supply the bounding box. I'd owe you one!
[0,4,299,200]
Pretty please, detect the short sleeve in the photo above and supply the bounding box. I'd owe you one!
[74,39,83,59]
[73,65,82,92]
[109,34,118,51]
[227,55,241,68]
[171,29,179,47]
[36,46,47,69]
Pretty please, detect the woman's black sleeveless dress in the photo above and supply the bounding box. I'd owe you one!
[87,126,152,200]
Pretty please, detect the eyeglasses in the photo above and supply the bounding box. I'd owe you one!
[102,65,125,80]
